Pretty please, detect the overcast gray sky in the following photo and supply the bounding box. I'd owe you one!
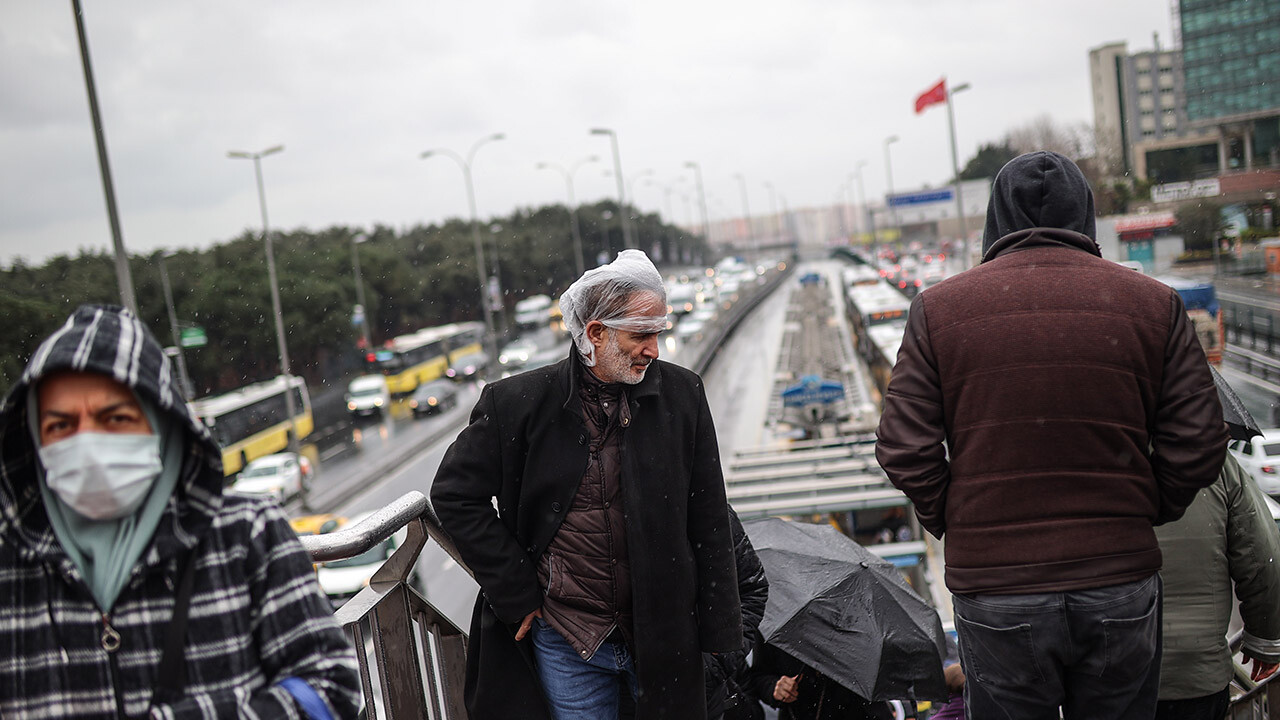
[1,1,1171,264]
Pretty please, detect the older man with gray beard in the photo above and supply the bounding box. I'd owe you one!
[432,249,742,720]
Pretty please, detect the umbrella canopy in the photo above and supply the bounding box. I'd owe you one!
[1210,365,1261,441]
[743,517,947,703]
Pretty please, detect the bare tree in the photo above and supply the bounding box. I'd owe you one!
[1003,115,1095,160]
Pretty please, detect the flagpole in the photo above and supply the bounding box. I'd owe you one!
[945,81,971,269]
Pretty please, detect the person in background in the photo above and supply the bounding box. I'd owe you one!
[1155,451,1280,719]
[749,638,894,720]
[705,508,769,720]
[928,663,965,720]
[0,305,360,719]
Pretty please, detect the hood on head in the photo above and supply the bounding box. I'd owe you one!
[981,151,1097,257]
[0,305,223,548]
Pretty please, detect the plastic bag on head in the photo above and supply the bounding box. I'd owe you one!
[559,249,668,366]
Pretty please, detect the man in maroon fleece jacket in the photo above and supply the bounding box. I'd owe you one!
[875,151,1226,720]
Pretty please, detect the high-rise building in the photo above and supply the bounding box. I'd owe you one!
[1182,0,1280,123]
[1089,41,1204,176]
[1090,3,1280,191]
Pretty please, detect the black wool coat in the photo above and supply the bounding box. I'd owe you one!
[431,354,743,720]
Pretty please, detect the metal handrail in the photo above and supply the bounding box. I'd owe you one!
[299,491,472,579]
[302,491,470,719]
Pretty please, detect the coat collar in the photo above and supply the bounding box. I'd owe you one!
[557,348,663,415]
[981,227,1102,264]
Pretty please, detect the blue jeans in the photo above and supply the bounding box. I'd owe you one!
[953,574,1161,720]
[532,617,638,720]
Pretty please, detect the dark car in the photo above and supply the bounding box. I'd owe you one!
[409,380,458,417]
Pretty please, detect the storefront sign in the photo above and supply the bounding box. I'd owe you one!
[1151,179,1221,203]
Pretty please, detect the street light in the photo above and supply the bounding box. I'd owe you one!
[420,132,505,365]
[763,181,781,243]
[733,173,755,259]
[157,252,195,400]
[536,155,598,276]
[947,82,973,268]
[226,144,298,453]
[351,232,373,352]
[590,128,635,249]
[684,161,712,250]
[628,173,655,252]
[70,0,137,314]
[884,135,901,247]
[854,160,875,252]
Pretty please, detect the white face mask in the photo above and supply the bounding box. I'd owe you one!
[38,433,163,521]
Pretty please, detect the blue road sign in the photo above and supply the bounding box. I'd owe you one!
[782,375,845,407]
[888,189,954,207]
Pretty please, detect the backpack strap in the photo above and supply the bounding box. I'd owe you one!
[151,545,200,706]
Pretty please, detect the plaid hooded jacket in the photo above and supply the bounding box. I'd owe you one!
[0,305,361,719]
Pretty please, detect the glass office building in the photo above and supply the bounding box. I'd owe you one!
[1181,0,1280,123]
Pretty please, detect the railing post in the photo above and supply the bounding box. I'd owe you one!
[308,493,472,720]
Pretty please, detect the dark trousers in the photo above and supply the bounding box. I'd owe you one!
[953,574,1161,720]
[1155,687,1230,720]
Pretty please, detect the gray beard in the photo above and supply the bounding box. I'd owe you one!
[598,334,647,385]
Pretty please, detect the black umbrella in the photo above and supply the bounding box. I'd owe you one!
[1210,365,1262,441]
[743,517,947,703]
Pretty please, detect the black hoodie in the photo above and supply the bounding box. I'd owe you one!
[981,150,1097,260]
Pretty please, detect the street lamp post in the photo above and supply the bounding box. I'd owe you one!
[627,173,655,253]
[157,252,195,399]
[684,162,712,251]
[884,135,901,248]
[351,233,373,352]
[854,160,874,252]
[733,173,755,259]
[536,155,598,277]
[420,133,505,366]
[764,181,781,244]
[590,128,635,249]
[946,82,973,268]
[227,144,297,453]
[70,0,137,314]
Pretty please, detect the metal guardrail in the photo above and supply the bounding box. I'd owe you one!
[299,492,470,720]
[692,265,795,376]
[1222,630,1280,717]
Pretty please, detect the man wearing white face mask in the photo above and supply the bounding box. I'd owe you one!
[432,249,742,720]
[0,305,360,720]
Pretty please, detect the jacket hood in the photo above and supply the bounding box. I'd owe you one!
[981,151,1097,258]
[0,305,223,563]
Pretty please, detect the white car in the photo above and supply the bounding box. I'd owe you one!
[676,318,706,341]
[230,452,311,503]
[316,514,413,607]
[345,375,390,417]
[498,337,539,367]
[1228,429,1280,497]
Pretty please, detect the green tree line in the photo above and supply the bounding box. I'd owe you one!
[1,201,705,395]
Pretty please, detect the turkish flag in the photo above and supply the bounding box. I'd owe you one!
[915,78,947,114]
